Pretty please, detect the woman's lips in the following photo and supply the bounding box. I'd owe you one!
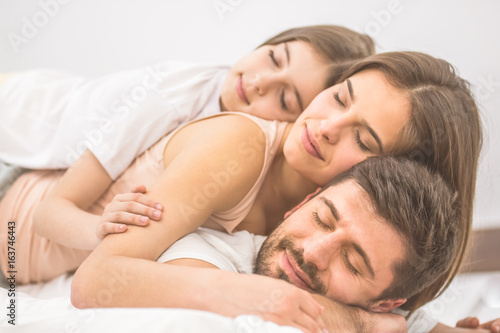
[236,76,249,104]
[301,125,324,160]
[282,251,314,292]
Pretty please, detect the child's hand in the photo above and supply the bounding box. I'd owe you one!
[96,185,163,241]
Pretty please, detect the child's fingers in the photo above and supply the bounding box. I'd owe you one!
[111,201,162,221]
[96,222,127,240]
[115,192,163,212]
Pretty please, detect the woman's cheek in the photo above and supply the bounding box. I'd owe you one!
[340,152,367,174]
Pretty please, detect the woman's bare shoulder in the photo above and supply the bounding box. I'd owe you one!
[163,113,267,163]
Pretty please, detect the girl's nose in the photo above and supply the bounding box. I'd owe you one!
[250,72,280,96]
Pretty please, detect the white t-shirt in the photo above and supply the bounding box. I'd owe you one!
[0,61,229,179]
[157,228,438,333]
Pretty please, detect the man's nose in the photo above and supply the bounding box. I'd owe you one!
[302,234,339,272]
[319,113,354,145]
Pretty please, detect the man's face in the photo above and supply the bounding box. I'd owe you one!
[254,180,405,311]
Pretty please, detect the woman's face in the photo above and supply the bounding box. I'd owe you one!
[284,69,410,186]
[220,41,330,122]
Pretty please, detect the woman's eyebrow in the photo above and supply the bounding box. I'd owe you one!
[362,119,384,153]
[348,78,384,153]
[285,42,304,112]
[347,79,355,102]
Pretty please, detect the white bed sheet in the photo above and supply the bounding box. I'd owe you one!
[0,273,300,333]
[2,271,500,332]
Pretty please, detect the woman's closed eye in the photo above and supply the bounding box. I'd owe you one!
[355,130,371,152]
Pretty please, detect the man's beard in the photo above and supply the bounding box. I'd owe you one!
[254,234,327,295]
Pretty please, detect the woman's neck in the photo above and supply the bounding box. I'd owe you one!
[263,124,320,214]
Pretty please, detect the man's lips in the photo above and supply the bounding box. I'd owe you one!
[236,76,249,104]
[301,125,324,160]
[282,251,314,292]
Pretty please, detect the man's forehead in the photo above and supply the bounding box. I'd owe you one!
[318,180,365,204]
[315,180,381,224]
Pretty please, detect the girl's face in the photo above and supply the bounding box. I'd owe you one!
[220,41,330,122]
[284,69,410,186]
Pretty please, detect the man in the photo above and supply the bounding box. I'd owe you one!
[73,156,499,332]
[157,156,500,332]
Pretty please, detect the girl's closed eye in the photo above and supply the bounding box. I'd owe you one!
[268,50,279,67]
[333,92,346,107]
[280,90,288,111]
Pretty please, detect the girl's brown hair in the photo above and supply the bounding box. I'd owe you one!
[339,51,483,312]
[261,25,376,89]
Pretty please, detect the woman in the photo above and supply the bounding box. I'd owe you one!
[0,24,375,199]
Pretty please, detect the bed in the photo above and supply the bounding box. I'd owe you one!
[0,273,300,332]
[1,270,499,332]
[1,0,499,332]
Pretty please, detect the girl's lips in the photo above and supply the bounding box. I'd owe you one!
[301,125,324,160]
[282,251,314,292]
[236,76,249,104]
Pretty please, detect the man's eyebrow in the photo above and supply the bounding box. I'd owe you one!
[319,195,376,279]
[352,242,375,280]
[362,119,384,153]
[319,196,340,221]
[284,42,304,112]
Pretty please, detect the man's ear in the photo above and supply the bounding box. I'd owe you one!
[284,187,322,219]
[369,299,406,313]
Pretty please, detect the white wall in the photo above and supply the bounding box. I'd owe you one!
[1,0,499,229]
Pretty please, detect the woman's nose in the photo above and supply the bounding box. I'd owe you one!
[320,114,353,144]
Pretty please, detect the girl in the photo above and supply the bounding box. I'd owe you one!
[0,25,374,198]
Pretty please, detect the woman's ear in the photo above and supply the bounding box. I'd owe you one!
[369,299,406,313]
[284,187,322,219]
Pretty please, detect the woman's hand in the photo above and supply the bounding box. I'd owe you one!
[96,185,164,241]
[456,317,500,332]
